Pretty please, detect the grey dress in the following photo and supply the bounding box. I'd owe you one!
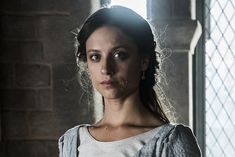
[58,123,201,157]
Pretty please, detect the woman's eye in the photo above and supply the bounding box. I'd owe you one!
[89,54,100,62]
[113,51,128,60]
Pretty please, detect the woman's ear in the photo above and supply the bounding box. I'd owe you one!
[141,57,149,71]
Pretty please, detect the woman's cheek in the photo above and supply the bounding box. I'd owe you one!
[118,77,128,89]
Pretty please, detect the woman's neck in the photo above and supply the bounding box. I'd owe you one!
[98,91,160,128]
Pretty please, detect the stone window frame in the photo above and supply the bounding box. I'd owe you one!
[193,0,208,156]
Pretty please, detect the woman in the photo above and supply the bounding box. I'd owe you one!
[58,6,201,157]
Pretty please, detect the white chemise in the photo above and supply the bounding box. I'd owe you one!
[77,126,160,157]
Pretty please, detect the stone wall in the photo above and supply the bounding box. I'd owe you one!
[149,0,201,125]
[0,0,93,156]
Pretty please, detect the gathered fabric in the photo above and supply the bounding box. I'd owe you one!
[58,123,201,157]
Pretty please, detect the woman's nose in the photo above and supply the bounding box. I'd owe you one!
[100,59,114,75]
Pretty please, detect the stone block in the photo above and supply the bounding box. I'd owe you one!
[3,111,62,140]
[160,52,189,124]
[172,0,191,19]
[1,89,52,111]
[38,89,53,111]
[1,89,36,111]
[29,111,61,139]
[33,1,90,63]
[53,63,94,129]
[52,63,78,80]
[150,0,171,20]
[52,63,83,107]
[6,140,58,157]
[0,40,43,63]
[1,1,90,63]
[2,112,29,139]
[0,142,7,157]
[150,20,200,52]
[149,0,191,20]
[1,0,71,12]
[0,64,14,88]
[18,0,68,12]
[33,16,79,63]
[15,64,51,88]
[0,0,20,11]
[0,16,37,39]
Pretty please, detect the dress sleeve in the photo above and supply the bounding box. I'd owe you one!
[58,125,80,157]
[58,134,65,157]
[161,124,201,157]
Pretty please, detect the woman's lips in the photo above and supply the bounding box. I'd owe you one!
[100,80,115,86]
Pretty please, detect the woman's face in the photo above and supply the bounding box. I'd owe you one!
[85,26,148,100]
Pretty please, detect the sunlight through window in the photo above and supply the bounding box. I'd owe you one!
[110,0,147,18]
[205,0,235,156]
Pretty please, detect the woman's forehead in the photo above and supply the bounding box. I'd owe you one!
[87,26,136,46]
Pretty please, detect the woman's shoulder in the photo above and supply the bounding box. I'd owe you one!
[161,123,196,138]
[58,124,90,144]
[60,124,90,136]
[136,123,201,157]
[162,123,201,156]
[163,123,201,155]
[152,123,197,140]
[162,123,199,146]
[58,124,91,157]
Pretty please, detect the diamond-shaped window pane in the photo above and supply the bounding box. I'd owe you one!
[205,0,235,156]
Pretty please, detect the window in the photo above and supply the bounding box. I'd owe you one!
[110,0,147,18]
[195,0,235,156]
[101,0,147,18]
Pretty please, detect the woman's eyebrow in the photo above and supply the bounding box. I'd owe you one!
[110,45,129,50]
[86,49,101,54]
[87,45,129,53]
